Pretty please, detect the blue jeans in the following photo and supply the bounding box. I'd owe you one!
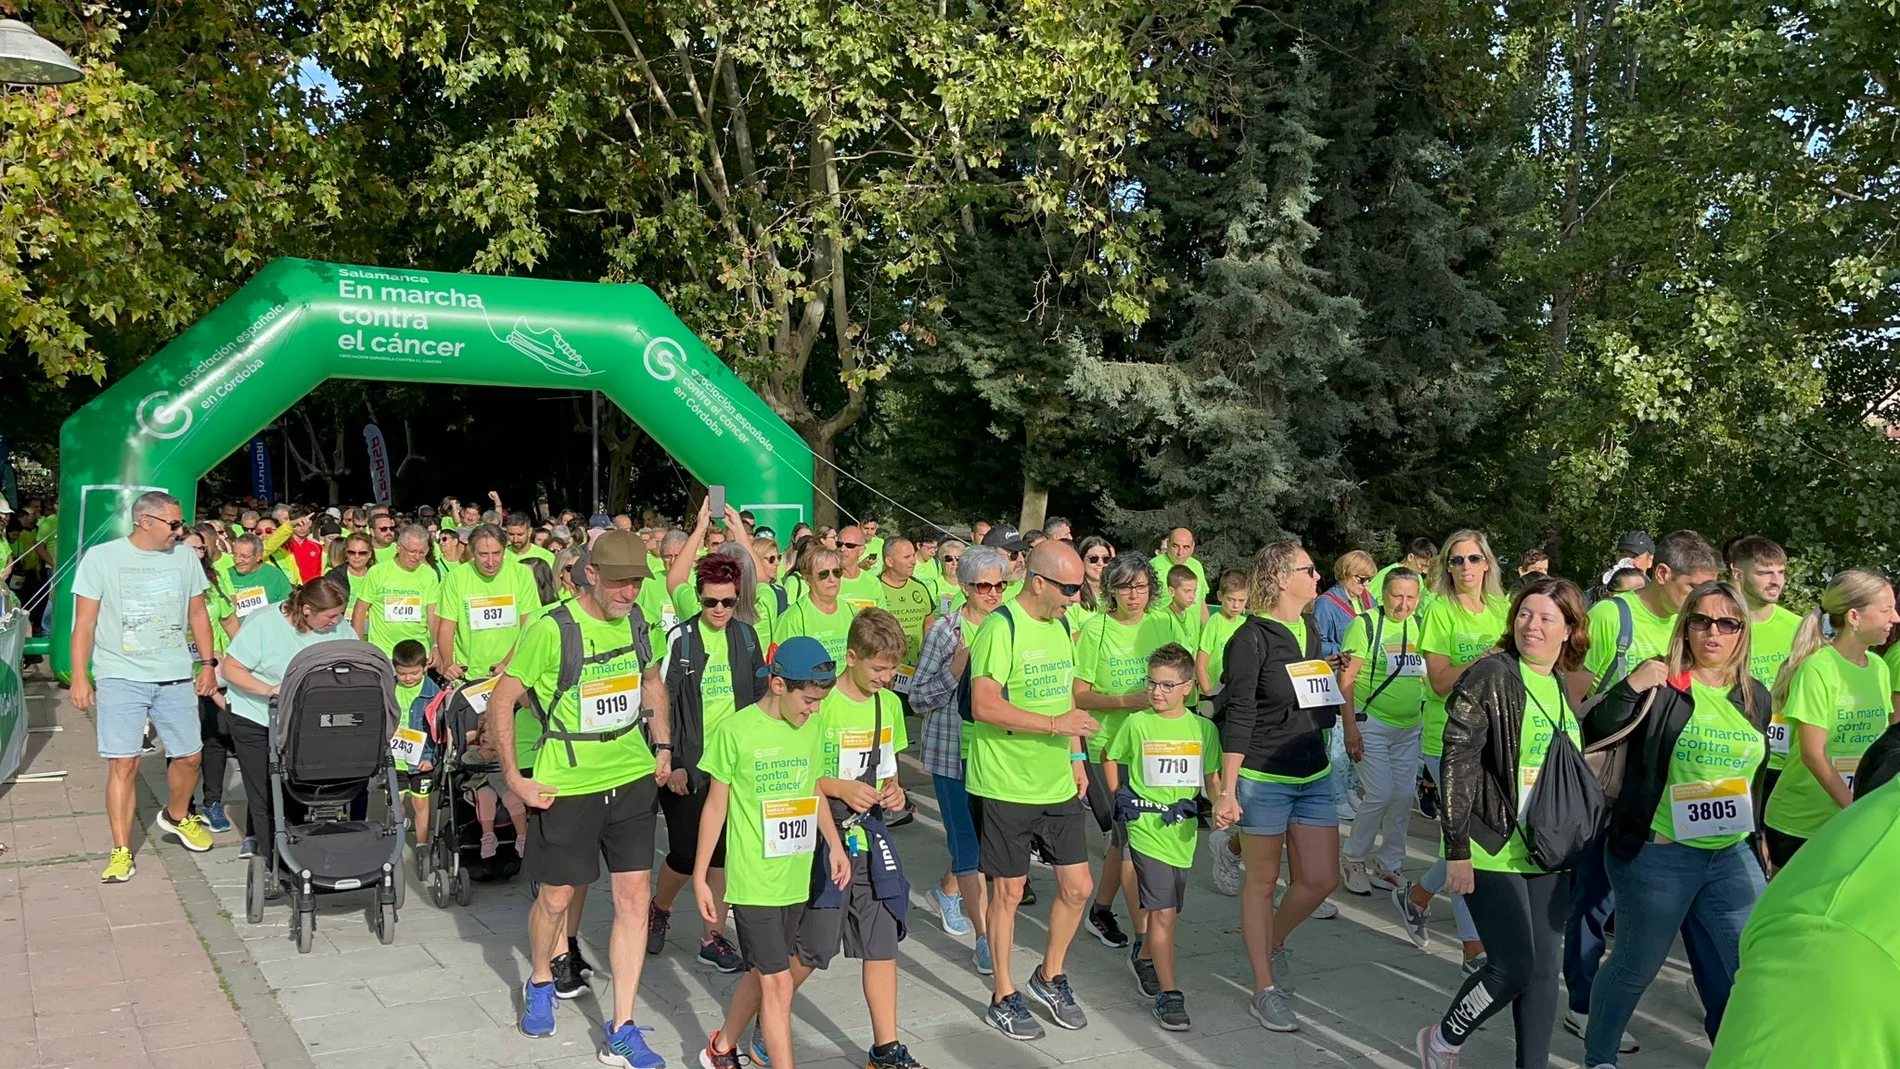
[933,774,980,877]
[1563,836,1616,1014]
[1584,841,1763,1066]
[1327,726,1361,806]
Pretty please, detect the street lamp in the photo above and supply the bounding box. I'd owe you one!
[0,19,83,86]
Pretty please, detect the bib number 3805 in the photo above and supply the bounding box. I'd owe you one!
[763,797,818,858]
[1669,778,1752,841]
[1286,660,1344,709]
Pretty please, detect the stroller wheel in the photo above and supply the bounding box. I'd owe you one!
[375,901,397,945]
[294,909,315,954]
[453,867,473,907]
[245,854,267,924]
[429,869,449,909]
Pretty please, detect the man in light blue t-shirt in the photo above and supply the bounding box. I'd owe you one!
[70,491,221,883]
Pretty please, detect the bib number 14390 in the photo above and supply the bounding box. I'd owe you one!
[1286,660,1344,709]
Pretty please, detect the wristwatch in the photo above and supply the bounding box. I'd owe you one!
[652,743,674,753]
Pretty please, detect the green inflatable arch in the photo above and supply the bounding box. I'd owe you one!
[47,257,814,680]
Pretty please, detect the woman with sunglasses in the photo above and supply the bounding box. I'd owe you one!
[1074,554,1177,972]
[912,545,1010,971]
[322,532,377,622]
[1213,538,1345,1034]
[1763,567,1899,866]
[1417,577,1590,1069]
[1403,529,1511,972]
[436,527,468,565]
[1069,536,1115,635]
[647,553,769,973]
[1574,581,1769,1067]
[776,545,859,663]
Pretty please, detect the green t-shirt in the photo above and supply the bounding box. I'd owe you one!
[506,543,557,572]
[1418,594,1511,757]
[1583,592,1678,692]
[966,601,1077,805]
[1766,646,1891,839]
[1341,610,1426,728]
[637,576,671,655]
[1756,605,1804,772]
[1149,554,1208,605]
[1075,611,1178,761]
[340,569,370,623]
[776,597,858,663]
[1197,610,1248,692]
[1650,679,1766,849]
[754,584,784,647]
[699,625,738,739]
[1104,709,1219,869]
[875,576,936,668]
[224,609,352,726]
[700,704,825,907]
[374,542,398,564]
[435,560,540,675]
[1471,661,1580,874]
[1236,613,1331,785]
[1372,562,1436,616]
[357,559,441,658]
[1705,779,1900,1069]
[839,571,884,613]
[201,571,238,656]
[1164,601,1207,657]
[503,606,659,795]
[226,564,292,624]
[814,686,910,848]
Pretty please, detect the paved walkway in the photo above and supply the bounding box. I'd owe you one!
[8,676,1720,1068]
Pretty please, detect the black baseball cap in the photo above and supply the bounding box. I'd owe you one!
[981,524,1030,553]
[1618,531,1656,557]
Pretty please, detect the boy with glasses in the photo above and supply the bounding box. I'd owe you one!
[1103,644,1221,1030]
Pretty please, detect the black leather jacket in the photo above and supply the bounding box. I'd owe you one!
[1585,667,1770,861]
[1440,652,1580,862]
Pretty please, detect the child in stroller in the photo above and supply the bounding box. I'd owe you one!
[419,683,526,906]
[466,723,528,859]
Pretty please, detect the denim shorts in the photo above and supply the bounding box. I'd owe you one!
[1235,772,1337,836]
[95,677,201,760]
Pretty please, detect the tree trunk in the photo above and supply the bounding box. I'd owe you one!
[808,431,842,529]
[1017,423,1048,530]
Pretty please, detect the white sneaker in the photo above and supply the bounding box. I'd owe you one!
[1312,899,1339,920]
[1368,866,1405,892]
[1341,860,1372,896]
[1210,828,1244,897]
[1564,1010,1638,1054]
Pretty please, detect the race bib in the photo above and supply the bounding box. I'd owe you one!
[660,608,678,634]
[839,725,897,782]
[384,595,423,623]
[762,797,818,858]
[1766,713,1790,755]
[1519,766,1539,815]
[467,595,517,631]
[1385,650,1425,677]
[1834,756,1859,792]
[233,586,268,618]
[891,664,916,695]
[390,726,427,765]
[578,674,640,732]
[1141,739,1203,787]
[460,676,498,715]
[1669,778,1752,841]
[1286,660,1344,709]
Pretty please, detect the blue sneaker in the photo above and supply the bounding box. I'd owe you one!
[749,1028,771,1068]
[974,935,994,976]
[600,1021,665,1068]
[930,887,972,936]
[519,979,557,1038]
[239,836,257,859]
[202,802,233,834]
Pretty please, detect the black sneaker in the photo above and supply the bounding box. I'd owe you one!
[1129,953,1161,999]
[985,992,1045,1041]
[550,952,588,1000]
[1417,772,1439,820]
[1153,990,1190,1032]
[885,804,916,829]
[697,932,743,974]
[867,1040,925,1069]
[568,937,595,977]
[1020,880,1038,907]
[647,903,670,956]
[1085,905,1129,949]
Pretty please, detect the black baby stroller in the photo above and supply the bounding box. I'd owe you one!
[245,640,408,952]
[420,684,523,908]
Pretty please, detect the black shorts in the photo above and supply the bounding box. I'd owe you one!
[657,781,727,874]
[1130,846,1189,912]
[796,852,900,967]
[399,770,434,796]
[525,778,659,887]
[733,903,808,976]
[972,795,1089,879]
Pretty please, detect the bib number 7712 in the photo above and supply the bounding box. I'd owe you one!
[1286,660,1344,709]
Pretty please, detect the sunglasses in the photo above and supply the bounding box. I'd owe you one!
[813,568,842,581]
[1448,554,1486,567]
[1030,572,1084,598]
[142,516,185,532]
[1349,574,1374,583]
[375,525,395,533]
[839,541,864,550]
[940,555,962,568]
[700,596,739,609]
[1288,564,1321,578]
[1084,554,1110,564]
[346,550,371,557]
[763,555,781,565]
[969,580,1008,595]
[1685,613,1744,636]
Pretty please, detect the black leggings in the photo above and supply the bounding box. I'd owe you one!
[657,781,727,875]
[1438,868,1571,1069]
[1763,826,1806,869]
[197,696,234,805]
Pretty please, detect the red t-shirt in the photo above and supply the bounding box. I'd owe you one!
[288,536,325,584]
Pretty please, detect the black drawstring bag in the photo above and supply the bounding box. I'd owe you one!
[1518,691,1607,873]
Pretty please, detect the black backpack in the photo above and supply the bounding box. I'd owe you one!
[529,601,653,768]
[956,603,1072,724]
[1518,689,1607,872]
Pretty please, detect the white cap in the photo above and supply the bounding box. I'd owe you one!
[0,498,12,514]
[325,507,342,518]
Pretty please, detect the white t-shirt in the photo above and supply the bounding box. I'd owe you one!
[72,537,210,682]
